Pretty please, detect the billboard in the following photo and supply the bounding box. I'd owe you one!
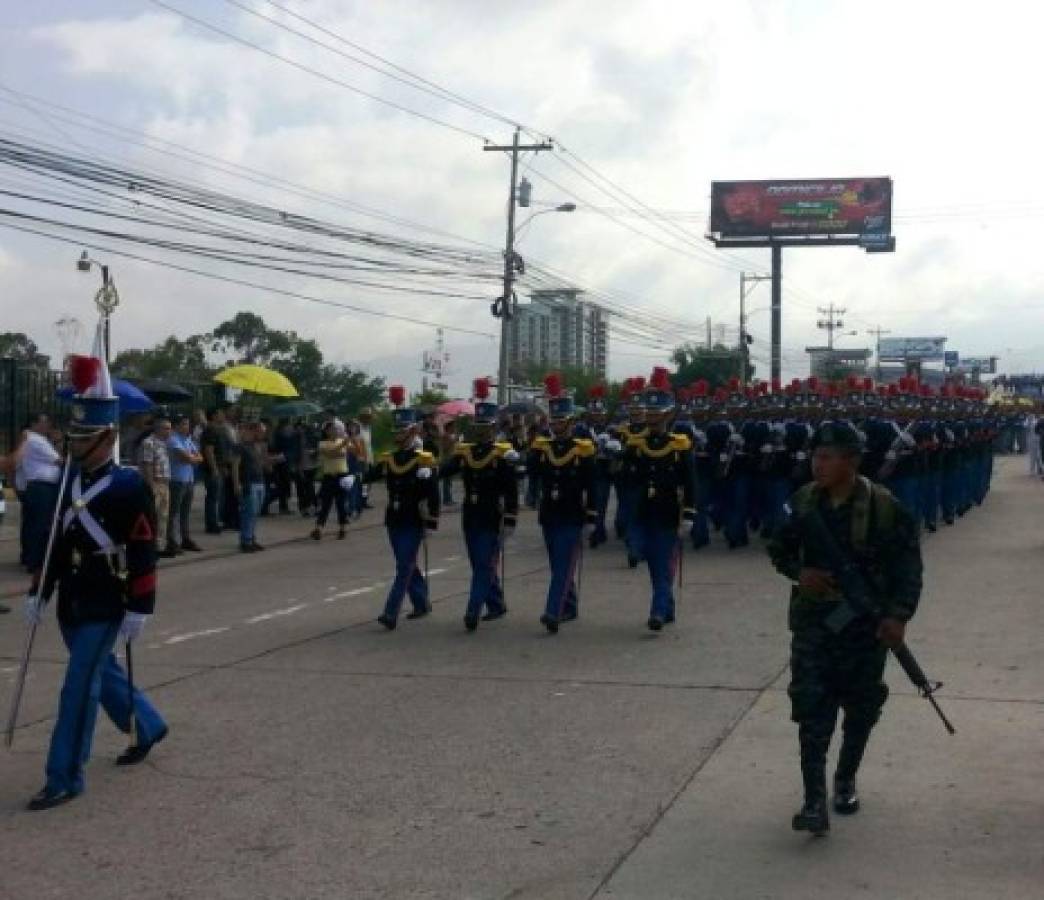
[958,356,997,374]
[877,337,947,362]
[710,178,892,239]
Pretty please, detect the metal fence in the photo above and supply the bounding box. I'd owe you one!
[0,359,67,455]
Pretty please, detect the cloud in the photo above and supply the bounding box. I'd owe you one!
[0,0,1040,390]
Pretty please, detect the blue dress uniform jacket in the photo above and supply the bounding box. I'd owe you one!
[43,463,158,625]
[38,461,167,798]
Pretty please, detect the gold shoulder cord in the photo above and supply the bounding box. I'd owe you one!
[456,443,500,469]
[386,450,433,476]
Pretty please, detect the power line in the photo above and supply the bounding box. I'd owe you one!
[148,0,491,142]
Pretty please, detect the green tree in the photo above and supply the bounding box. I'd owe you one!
[670,343,750,389]
[315,364,385,415]
[0,332,49,368]
[211,312,291,365]
[112,334,213,382]
[411,387,449,409]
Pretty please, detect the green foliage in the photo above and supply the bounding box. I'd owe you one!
[670,343,750,389]
[0,332,49,368]
[411,387,449,410]
[112,334,213,382]
[510,361,616,405]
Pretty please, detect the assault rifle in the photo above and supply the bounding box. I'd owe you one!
[801,502,956,736]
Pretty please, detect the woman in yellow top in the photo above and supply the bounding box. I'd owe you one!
[311,421,352,540]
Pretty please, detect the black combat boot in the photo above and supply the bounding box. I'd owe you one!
[833,775,860,815]
[792,796,830,836]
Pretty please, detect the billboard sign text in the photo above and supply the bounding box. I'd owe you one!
[710,178,892,239]
[877,337,947,362]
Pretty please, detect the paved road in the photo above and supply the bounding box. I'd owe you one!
[0,460,1040,899]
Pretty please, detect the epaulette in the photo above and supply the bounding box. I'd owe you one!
[494,441,514,457]
[532,436,552,450]
[572,439,595,457]
[416,450,436,466]
[669,433,692,452]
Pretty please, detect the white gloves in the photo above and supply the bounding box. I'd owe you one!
[727,433,744,448]
[605,439,622,453]
[411,436,424,451]
[503,449,520,464]
[24,593,43,627]
[338,474,356,492]
[416,467,433,480]
[119,612,148,643]
[596,432,610,448]
[795,451,807,461]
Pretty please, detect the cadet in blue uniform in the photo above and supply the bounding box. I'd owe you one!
[24,353,167,811]
[625,370,696,631]
[532,374,596,634]
[614,378,648,565]
[439,378,519,631]
[367,386,440,630]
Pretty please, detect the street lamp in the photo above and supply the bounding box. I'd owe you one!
[76,251,119,362]
[513,203,577,242]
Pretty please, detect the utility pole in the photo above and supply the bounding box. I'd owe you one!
[483,129,554,404]
[866,326,891,380]
[705,316,712,350]
[739,272,771,385]
[816,303,847,350]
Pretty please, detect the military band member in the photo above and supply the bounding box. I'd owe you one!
[367,386,440,630]
[625,370,696,630]
[583,383,618,548]
[439,378,519,631]
[532,374,596,634]
[24,353,167,811]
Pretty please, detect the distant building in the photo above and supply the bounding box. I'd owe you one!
[508,289,608,378]
[805,346,872,380]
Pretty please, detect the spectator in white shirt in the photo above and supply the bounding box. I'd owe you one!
[20,412,63,574]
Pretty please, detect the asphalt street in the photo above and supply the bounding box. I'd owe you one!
[0,459,1041,899]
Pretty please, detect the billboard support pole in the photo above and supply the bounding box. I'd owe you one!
[770,244,782,385]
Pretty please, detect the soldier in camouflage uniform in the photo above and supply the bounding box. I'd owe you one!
[767,420,923,836]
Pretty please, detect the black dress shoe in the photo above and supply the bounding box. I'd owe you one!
[181,541,203,552]
[481,608,507,622]
[792,798,830,836]
[540,613,559,634]
[116,726,168,766]
[377,614,397,631]
[240,544,257,553]
[27,786,79,811]
[157,548,179,559]
[463,615,479,632]
[833,776,860,815]
[405,606,431,620]
[250,541,265,551]
[205,527,222,535]
[647,615,664,632]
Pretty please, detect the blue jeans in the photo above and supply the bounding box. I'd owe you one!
[464,526,504,620]
[45,620,167,795]
[239,482,264,546]
[383,525,429,620]
[637,521,679,620]
[542,523,582,621]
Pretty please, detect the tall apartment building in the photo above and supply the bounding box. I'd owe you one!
[507,289,608,379]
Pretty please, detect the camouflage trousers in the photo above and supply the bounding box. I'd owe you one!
[788,609,888,798]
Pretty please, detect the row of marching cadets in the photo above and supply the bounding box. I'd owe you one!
[590,372,999,561]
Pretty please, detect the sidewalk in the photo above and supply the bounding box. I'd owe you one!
[0,484,394,601]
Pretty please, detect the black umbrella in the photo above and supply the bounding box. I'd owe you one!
[136,378,193,403]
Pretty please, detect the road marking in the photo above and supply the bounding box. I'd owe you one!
[246,603,308,624]
[445,555,461,562]
[325,585,379,602]
[164,627,230,645]
[428,567,448,576]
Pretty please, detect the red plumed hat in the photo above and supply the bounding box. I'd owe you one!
[543,372,564,398]
[68,354,101,395]
[846,374,861,391]
[887,383,900,396]
[632,376,647,391]
[692,379,708,397]
[863,376,874,392]
[388,385,406,408]
[806,376,820,392]
[728,376,741,391]
[770,378,782,394]
[589,383,607,399]
[472,377,491,401]
[649,366,672,391]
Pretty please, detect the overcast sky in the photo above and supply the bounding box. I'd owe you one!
[1,0,1042,394]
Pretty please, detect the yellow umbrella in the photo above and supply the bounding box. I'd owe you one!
[214,364,299,398]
